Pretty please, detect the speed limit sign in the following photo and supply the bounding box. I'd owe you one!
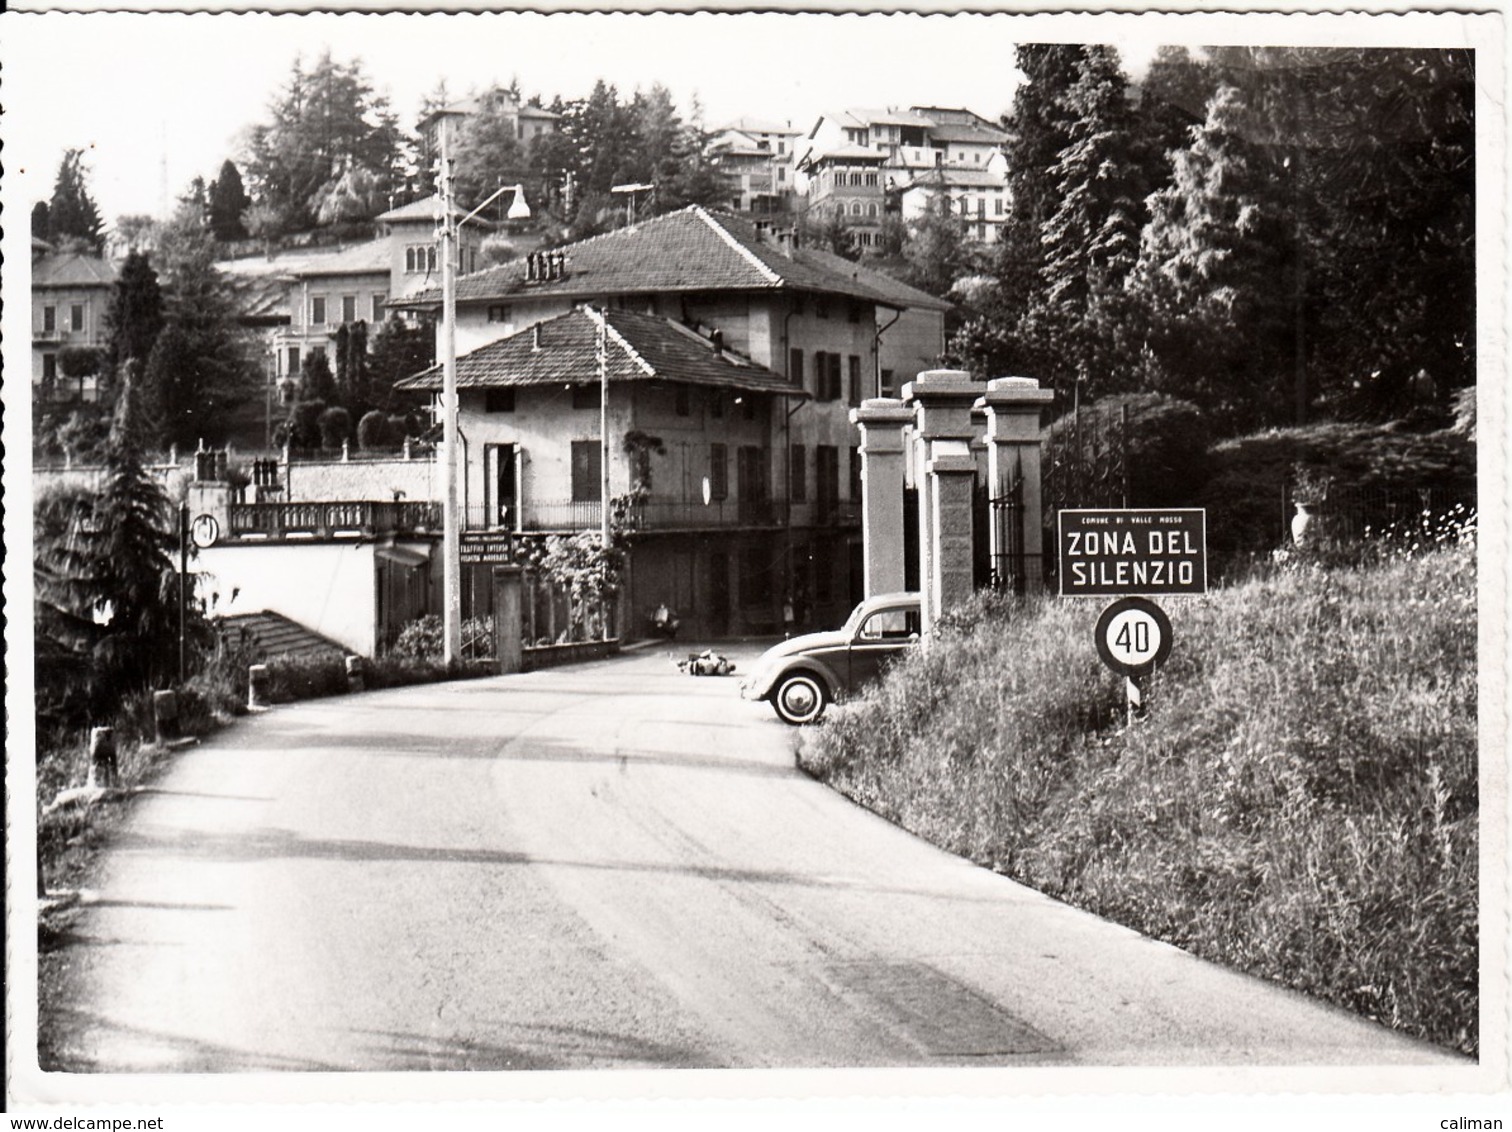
[1094,596,1173,678]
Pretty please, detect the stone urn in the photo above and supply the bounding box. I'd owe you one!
[1291,501,1316,547]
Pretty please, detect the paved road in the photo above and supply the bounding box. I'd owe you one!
[43,643,1463,1073]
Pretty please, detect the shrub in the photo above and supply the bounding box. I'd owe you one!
[391,614,494,660]
[1047,393,1213,508]
[1198,420,1475,567]
[264,651,349,702]
[317,406,351,448]
[356,409,391,450]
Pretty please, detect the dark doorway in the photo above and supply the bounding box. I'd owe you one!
[708,549,730,637]
[488,443,517,529]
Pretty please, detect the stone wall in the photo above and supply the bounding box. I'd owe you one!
[285,454,439,503]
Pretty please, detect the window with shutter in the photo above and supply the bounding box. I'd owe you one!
[790,445,807,502]
[571,440,601,503]
[709,443,728,500]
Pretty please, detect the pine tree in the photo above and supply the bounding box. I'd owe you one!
[1130,84,1293,427]
[240,51,403,233]
[450,95,528,212]
[952,44,1084,382]
[35,368,182,722]
[46,149,106,253]
[153,197,256,443]
[1039,45,1146,401]
[32,200,51,241]
[91,377,182,704]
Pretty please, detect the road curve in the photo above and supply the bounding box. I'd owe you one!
[40,643,1464,1075]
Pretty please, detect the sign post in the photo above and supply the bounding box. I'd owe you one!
[1059,508,1206,722]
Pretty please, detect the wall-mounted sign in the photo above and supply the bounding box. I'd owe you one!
[460,533,521,565]
[1058,509,1207,597]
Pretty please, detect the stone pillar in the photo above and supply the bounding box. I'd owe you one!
[492,566,524,675]
[981,377,1056,591]
[850,398,916,598]
[89,726,118,789]
[903,370,985,634]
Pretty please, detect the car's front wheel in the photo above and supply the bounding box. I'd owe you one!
[772,672,828,725]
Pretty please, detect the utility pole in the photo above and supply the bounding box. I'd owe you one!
[439,123,463,665]
[597,309,611,548]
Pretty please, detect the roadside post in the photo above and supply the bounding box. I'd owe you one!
[1058,508,1207,722]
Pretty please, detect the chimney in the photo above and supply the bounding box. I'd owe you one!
[532,323,541,351]
[710,329,724,354]
[526,252,538,282]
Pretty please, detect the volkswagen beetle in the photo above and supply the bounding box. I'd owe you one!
[740,592,921,725]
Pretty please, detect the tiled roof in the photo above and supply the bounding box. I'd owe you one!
[376,195,453,224]
[32,253,117,288]
[219,239,392,281]
[927,122,1010,145]
[289,239,393,278]
[217,611,349,659]
[722,117,800,136]
[227,274,291,322]
[841,108,936,129]
[903,167,1009,190]
[395,305,805,398]
[518,104,559,119]
[396,206,913,311]
[810,145,888,163]
[797,249,954,314]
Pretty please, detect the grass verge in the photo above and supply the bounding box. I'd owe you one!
[800,539,1477,1056]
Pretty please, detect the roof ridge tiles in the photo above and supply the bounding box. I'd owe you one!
[690,206,784,288]
[589,306,657,377]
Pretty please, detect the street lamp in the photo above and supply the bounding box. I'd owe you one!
[438,125,530,664]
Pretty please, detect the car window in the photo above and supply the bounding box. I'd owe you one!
[857,608,920,641]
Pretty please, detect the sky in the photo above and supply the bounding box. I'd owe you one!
[3,11,1172,226]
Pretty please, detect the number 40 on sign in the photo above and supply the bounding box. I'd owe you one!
[1094,596,1173,721]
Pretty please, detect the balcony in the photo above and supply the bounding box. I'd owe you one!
[228,500,442,541]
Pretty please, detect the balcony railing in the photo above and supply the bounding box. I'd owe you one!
[228,500,442,540]
[467,498,786,534]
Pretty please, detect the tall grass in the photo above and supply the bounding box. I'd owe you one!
[802,538,1478,1055]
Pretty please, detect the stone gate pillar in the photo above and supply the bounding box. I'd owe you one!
[981,377,1056,591]
[850,397,917,598]
[492,565,524,674]
[903,370,984,635]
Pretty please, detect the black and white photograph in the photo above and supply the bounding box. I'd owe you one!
[3,6,1507,1125]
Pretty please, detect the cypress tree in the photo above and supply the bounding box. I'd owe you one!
[106,250,166,373]
[207,159,251,241]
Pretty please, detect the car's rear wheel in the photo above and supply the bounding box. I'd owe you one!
[772,672,828,725]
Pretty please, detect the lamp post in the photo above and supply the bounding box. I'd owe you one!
[437,123,530,664]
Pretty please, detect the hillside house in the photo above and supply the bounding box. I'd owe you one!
[32,246,117,402]
[390,205,951,635]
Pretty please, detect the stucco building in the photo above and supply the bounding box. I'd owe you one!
[32,244,117,402]
[798,105,1010,249]
[390,204,950,636]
